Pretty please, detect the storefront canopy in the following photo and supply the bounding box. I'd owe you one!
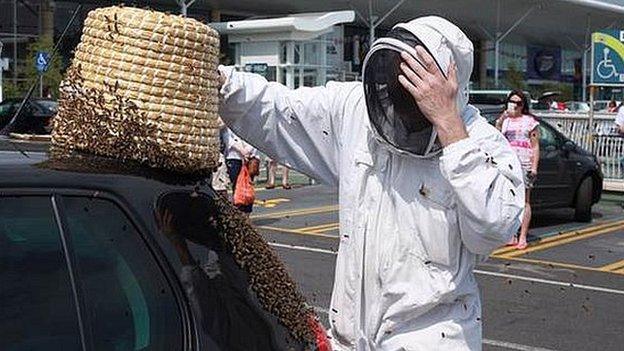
[58,0,624,49]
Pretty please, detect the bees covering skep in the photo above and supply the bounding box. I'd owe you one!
[52,6,220,172]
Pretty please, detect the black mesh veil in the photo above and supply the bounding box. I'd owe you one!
[363,28,443,157]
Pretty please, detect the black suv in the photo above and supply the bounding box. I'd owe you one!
[0,140,326,351]
[0,98,58,134]
[478,106,603,222]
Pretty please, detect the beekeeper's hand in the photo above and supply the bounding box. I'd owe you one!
[398,46,468,147]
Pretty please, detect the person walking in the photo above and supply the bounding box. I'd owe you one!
[616,101,624,135]
[266,159,291,189]
[224,127,258,214]
[607,99,618,113]
[218,16,524,349]
[496,90,540,250]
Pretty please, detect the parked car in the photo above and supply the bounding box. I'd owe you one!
[480,109,603,221]
[0,138,327,351]
[565,101,591,113]
[469,90,534,110]
[593,100,608,112]
[0,98,57,134]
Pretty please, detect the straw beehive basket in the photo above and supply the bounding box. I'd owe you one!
[52,6,221,173]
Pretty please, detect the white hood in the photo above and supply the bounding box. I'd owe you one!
[393,16,474,112]
[361,16,475,158]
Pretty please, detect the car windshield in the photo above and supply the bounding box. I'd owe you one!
[0,102,17,117]
[469,92,508,105]
[36,100,58,113]
[154,191,319,350]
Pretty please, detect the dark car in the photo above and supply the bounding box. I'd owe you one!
[0,98,58,134]
[0,139,327,351]
[479,107,603,222]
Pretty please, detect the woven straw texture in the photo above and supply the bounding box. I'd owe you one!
[52,6,221,173]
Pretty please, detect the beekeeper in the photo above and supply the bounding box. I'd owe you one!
[218,16,524,350]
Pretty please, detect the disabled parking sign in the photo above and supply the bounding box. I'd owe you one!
[35,51,50,73]
[591,30,624,86]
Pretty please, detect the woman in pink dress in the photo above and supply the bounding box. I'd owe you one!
[496,90,540,249]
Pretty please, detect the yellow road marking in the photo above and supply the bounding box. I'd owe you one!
[494,220,624,258]
[254,198,290,208]
[492,220,624,256]
[308,224,340,234]
[599,259,624,272]
[250,205,339,220]
[297,222,340,234]
[614,267,624,275]
[297,222,337,231]
[256,225,338,239]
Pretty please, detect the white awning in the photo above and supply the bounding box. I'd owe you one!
[210,11,355,42]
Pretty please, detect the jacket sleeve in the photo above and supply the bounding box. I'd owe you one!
[218,66,358,186]
[440,117,525,255]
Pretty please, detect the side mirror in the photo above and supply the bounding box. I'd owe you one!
[561,140,575,152]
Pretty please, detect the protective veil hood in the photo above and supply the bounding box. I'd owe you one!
[362,16,474,158]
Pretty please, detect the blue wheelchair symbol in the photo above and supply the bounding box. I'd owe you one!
[35,52,50,73]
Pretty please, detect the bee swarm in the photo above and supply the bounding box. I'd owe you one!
[212,198,317,344]
[52,6,221,172]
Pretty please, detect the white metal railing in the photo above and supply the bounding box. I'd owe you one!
[535,112,623,184]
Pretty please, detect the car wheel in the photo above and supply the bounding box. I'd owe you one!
[574,177,593,222]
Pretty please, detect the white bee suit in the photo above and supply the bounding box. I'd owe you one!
[218,16,524,351]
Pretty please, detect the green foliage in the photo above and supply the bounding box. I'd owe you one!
[2,80,23,99]
[504,62,526,91]
[3,35,64,99]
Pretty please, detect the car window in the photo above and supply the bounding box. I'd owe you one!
[155,192,309,350]
[469,93,507,105]
[62,197,183,351]
[538,124,560,149]
[36,100,58,113]
[0,102,17,117]
[0,196,82,351]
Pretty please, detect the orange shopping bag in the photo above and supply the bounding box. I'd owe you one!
[234,162,256,206]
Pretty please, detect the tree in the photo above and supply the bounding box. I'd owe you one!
[504,62,526,91]
[4,35,64,99]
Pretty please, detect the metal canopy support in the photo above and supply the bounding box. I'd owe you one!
[582,15,592,101]
[375,0,407,29]
[177,0,197,17]
[286,41,295,89]
[319,36,327,84]
[0,41,3,102]
[298,43,305,88]
[13,0,17,84]
[368,0,375,47]
[494,4,536,87]
[366,0,407,47]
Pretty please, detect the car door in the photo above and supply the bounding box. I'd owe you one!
[155,191,310,350]
[532,123,570,207]
[0,101,18,127]
[59,196,185,351]
[0,195,82,351]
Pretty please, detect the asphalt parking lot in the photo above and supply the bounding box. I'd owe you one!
[250,184,624,351]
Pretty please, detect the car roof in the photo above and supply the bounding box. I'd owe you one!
[0,138,213,194]
[1,98,56,103]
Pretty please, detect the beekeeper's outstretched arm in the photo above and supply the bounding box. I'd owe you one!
[218,66,357,186]
[400,47,524,254]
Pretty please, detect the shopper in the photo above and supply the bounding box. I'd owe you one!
[607,99,618,113]
[266,159,291,189]
[496,90,540,250]
[224,128,258,214]
[616,102,624,135]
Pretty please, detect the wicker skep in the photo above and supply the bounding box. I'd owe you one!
[52,6,221,173]
[52,6,324,346]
